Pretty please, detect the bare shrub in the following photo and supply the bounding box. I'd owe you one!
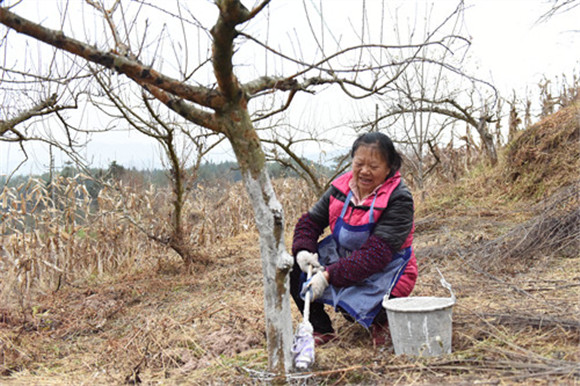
[461,183,580,273]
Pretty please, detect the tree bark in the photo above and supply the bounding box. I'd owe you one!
[476,117,498,166]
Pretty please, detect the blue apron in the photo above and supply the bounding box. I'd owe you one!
[303,190,412,329]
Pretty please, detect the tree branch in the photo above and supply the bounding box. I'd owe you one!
[0,6,225,111]
[262,137,324,195]
[244,0,271,22]
[211,0,248,102]
[252,89,298,122]
[0,93,73,137]
[143,85,221,132]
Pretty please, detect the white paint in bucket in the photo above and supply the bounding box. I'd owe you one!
[382,296,455,356]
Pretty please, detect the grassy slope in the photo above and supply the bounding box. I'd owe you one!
[1,103,578,385]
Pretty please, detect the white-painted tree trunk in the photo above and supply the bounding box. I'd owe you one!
[242,168,295,374]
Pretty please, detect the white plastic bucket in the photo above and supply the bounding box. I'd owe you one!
[382,295,455,356]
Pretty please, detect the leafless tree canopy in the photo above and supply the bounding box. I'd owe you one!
[0,0,494,374]
[537,0,580,24]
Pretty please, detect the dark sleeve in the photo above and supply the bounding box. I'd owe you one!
[326,234,393,287]
[291,187,333,256]
[307,186,333,225]
[326,182,414,287]
[372,181,414,251]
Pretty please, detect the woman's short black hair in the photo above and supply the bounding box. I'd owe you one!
[350,132,402,173]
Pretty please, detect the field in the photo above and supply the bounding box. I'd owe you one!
[0,103,579,384]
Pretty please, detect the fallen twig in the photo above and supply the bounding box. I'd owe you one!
[480,312,580,331]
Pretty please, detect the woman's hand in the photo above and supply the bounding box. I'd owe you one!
[302,271,329,301]
[296,250,322,273]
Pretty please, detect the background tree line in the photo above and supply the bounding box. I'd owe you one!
[0,159,333,191]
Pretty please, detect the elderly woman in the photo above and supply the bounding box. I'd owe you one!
[290,132,417,346]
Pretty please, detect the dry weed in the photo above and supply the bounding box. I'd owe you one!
[505,100,580,199]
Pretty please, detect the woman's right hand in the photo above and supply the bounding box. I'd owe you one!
[296,250,323,273]
[301,271,329,301]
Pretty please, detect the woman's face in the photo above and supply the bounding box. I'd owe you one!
[352,144,390,198]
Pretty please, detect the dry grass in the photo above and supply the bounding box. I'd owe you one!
[505,99,580,199]
[1,105,579,384]
[2,227,577,385]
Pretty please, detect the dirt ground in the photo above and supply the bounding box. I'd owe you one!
[1,198,578,385]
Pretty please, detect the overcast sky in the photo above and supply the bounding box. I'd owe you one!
[1,0,578,176]
[463,0,578,93]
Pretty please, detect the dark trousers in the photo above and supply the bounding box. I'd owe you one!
[290,262,391,333]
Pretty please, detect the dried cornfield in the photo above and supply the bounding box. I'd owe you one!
[0,174,315,309]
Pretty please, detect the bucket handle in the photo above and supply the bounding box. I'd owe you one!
[436,267,456,301]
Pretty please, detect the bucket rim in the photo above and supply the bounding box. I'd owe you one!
[383,296,455,313]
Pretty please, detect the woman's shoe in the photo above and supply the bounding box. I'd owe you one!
[313,331,336,346]
[370,321,389,346]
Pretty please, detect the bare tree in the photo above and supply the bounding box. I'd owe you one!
[0,0,472,373]
[378,85,499,170]
[355,1,499,192]
[94,71,223,267]
[72,1,226,266]
[0,1,297,372]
